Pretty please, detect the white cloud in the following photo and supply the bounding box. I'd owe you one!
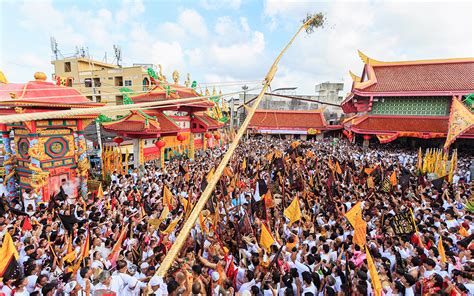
[201,0,242,10]
[262,0,473,93]
[178,9,209,39]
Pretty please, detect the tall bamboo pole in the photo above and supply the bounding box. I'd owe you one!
[155,16,319,276]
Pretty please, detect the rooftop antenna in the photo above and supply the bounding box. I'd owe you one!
[113,45,122,67]
[50,36,59,60]
[79,47,87,58]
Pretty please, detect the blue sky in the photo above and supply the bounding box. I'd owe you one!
[0,0,472,94]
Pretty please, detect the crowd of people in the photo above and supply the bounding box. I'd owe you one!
[0,136,473,296]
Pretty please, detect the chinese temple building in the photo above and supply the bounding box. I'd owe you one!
[101,71,224,168]
[0,72,103,200]
[248,109,341,140]
[342,51,474,146]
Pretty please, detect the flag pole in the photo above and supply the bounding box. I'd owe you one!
[155,15,322,277]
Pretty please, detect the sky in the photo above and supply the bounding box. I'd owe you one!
[0,0,472,95]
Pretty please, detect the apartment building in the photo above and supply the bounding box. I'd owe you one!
[51,57,154,105]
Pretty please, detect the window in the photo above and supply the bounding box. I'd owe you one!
[115,95,124,105]
[124,80,132,86]
[84,78,92,87]
[93,78,101,87]
[114,76,123,86]
[142,78,150,91]
[64,62,71,72]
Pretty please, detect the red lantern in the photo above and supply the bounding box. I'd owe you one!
[363,135,371,141]
[214,134,220,140]
[155,140,165,149]
[204,133,212,139]
[177,134,185,142]
[113,137,124,146]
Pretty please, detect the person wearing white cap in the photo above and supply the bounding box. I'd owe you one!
[210,271,225,296]
[149,275,167,296]
[134,262,149,280]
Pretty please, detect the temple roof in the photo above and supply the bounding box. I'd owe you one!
[0,73,101,108]
[344,115,474,138]
[193,112,223,130]
[130,84,214,110]
[102,110,161,135]
[348,52,474,95]
[248,109,339,131]
[101,110,182,137]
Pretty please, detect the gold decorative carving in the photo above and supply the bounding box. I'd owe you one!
[14,107,25,113]
[172,70,180,84]
[158,65,167,82]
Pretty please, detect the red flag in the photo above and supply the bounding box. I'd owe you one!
[22,217,32,232]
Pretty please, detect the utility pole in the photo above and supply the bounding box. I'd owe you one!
[87,57,103,157]
[241,85,248,126]
[229,97,235,130]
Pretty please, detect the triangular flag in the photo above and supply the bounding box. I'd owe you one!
[199,213,208,234]
[345,202,362,228]
[162,214,182,235]
[163,186,173,207]
[223,167,233,178]
[335,161,342,175]
[97,183,104,199]
[181,196,188,212]
[241,158,247,171]
[259,223,275,252]
[107,227,128,266]
[459,225,469,237]
[365,246,383,296]
[0,232,20,280]
[444,96,474,149]
[364,167,374,175]
[438,237,446,264]
[390,171,397,187]
[284,197,302,226]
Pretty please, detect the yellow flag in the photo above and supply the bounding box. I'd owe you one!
[390,171,397,187]
[0,232,19,274]
[97,183,104,199]
[223,167,233,178]
[417,147,422,172]
[157,204,170,226]
[367,176,374,189]
[365,246,383,296]
[163,186,173,207]
[448,149,457,183]
[459,226,469,237]
[345,202,366,247]
[199,213,208,234]
[124,149,129,174]
[328,157,335,172]
[207,167,215,182]
[335,161,342,175]
[162,214,182,235]
[364,167,374,175]
[284,197,302,225]
[438,237,446,264]
[345,202,362,228]
[242,158,247,171]
[259,223,275,252]
[180,196,188,212]
[444,96,474,149]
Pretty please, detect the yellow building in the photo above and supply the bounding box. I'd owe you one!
[51,57,155,105]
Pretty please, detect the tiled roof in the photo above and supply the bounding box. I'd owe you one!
[194,113,223,130]
[248,110,331,130]
[362,62,474,93]
[102,111,161,134]
[0,80,101,108]
[130,84,213,109]
[347,115,474,137]
[152,112,181,134]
